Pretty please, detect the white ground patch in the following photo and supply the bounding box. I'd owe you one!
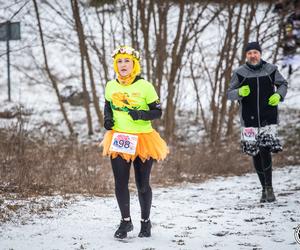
[1,166,300,250]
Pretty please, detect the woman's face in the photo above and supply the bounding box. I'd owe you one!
[117,57,134,77]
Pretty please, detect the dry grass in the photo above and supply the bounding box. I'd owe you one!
[1,115,299,198]
[0,121,114,196]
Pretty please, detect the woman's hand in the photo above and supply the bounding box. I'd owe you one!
[128,110,143,120]
[104,119,114,130]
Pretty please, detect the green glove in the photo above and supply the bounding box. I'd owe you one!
[238,85,250,97]
[268,93,281,106]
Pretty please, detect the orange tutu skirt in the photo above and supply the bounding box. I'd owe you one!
[100,130,169,162]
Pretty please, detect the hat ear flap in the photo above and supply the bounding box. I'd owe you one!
[131,58,141,76]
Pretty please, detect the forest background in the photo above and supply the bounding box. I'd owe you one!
[0,0,299,196]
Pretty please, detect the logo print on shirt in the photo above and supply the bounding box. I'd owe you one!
[111,92,140,111]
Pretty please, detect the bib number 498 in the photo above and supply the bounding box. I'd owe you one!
[113,139,131,148]
[110,132,138,155]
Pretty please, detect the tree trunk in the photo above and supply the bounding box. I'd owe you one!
[71,0,103,128]
[164,1,185,142]
[32,0,74,135]
[71,0,94,135]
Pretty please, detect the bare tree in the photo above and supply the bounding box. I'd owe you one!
[71,0,103,128]
[18,0,285,145]
[123,0,223,142]
[209,3,244,146]
[32,0,74,135]
[189,1,282,147]
[70,0,94,135]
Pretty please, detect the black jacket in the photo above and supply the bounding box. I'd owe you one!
[227,61,288,127]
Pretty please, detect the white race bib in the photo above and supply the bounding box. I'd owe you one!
[110,132,138,155]
[241,127,258,142]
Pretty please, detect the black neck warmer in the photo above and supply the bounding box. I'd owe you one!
[246,60,265,71]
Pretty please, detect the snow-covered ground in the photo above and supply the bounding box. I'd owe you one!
[1,165,300,250]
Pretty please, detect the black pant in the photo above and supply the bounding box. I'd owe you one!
[111,156,153,220]
[252,146,272,188]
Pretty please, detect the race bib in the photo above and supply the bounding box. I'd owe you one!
[241,127,258,142]
[110,132,138,155]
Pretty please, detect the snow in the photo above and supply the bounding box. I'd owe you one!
[1,165,300,250]
[0,2,300,249]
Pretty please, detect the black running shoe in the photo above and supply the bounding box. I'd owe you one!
[114,219,133,239]
[138,220,151,238]
[260,188,267,203]
[265,186,276,202]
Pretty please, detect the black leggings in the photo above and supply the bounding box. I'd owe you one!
[111,156,153,220]
[252,146,272,188]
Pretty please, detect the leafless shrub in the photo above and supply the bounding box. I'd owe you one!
[0,116,113,196]
[1,108,299,197]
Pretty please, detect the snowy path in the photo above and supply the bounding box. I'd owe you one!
[1,166,300,250]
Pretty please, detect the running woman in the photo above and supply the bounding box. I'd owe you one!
[101,46,168,239]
